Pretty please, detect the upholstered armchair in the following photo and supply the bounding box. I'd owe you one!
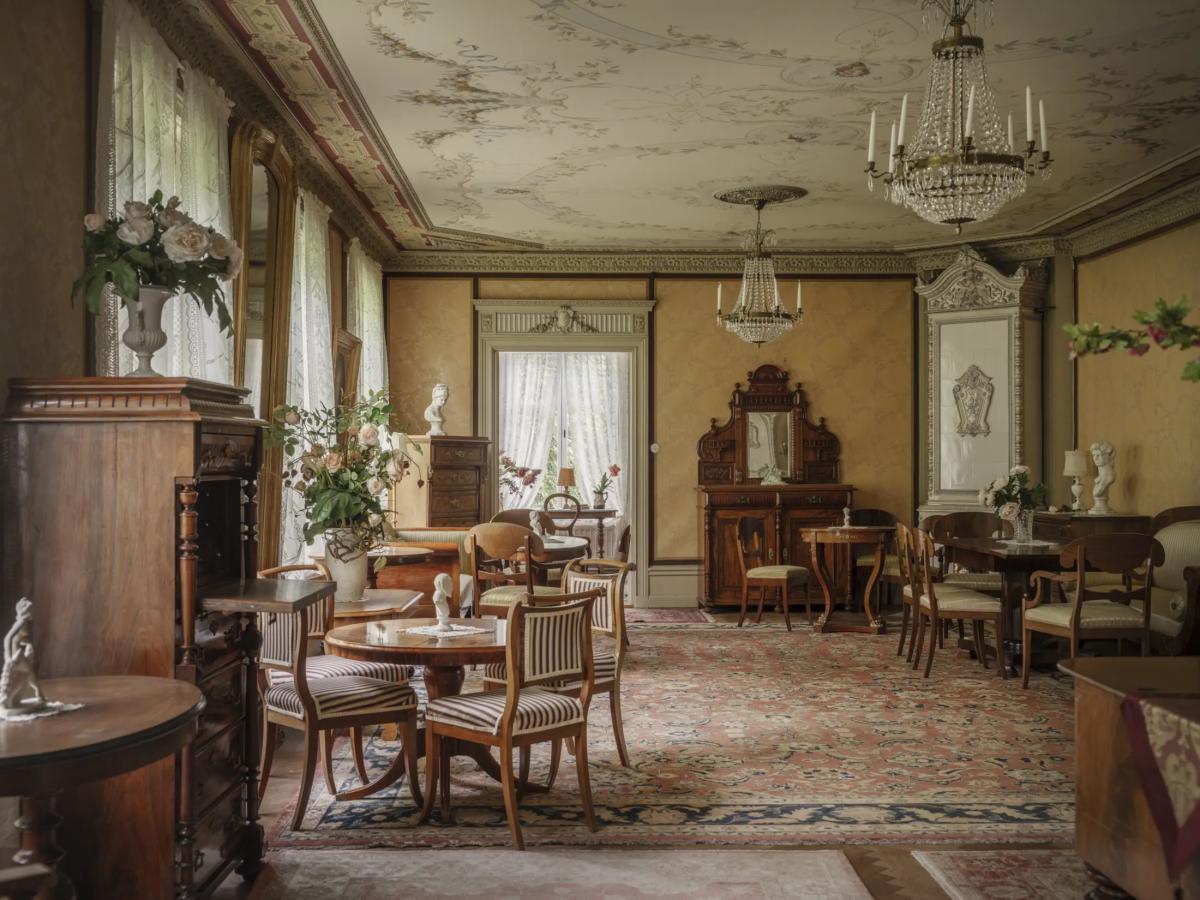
[1138,508,1200,654]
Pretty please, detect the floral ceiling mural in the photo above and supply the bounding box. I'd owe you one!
[211,0,1200,251]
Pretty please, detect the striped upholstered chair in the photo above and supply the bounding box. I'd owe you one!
[467,522,560,616]
[482,560,634,786]
[420,593,601,850]
[257,598,421,830]
[257,564,413,792]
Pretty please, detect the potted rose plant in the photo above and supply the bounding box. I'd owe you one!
[267,391,422,603]
[72,190,241,376]
[592,463,620,510]
[979,465,1047,545]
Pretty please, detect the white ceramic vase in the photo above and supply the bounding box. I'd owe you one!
[593,491,607,510]
[122,285,173,377]
[325,532,369,603]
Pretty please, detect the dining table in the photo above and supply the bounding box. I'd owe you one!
[937,536,1064,675]
[546,507,618,557]
[800,525,894,634]
[325,616,521,799]
[526,534,590,584]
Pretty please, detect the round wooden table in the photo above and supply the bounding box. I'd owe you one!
[333,588,424,628]
[325,618,510,797]
[0,676,205,897]
[799,525,894,635]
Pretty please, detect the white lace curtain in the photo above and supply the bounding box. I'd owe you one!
[498,352,561,509]
[346,238,388,399]
[94,0,234,381]
[279,190,335,565]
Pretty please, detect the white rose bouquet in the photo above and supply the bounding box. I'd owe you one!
[72,190,241,332]
[266,391,423,563]
[978,464,1047,518]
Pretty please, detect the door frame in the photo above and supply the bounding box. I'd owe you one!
[474,299,654,604]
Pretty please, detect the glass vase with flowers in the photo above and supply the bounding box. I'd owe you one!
[979,465,1047,545]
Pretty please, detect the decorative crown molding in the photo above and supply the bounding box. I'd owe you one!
[390,250,915,275]
[916,246,1049,311]
[1066,177,1200,259]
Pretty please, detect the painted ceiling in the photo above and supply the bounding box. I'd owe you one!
[214,0,1200,251]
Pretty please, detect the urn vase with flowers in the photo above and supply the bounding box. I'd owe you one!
[73,191,241,376]
[593,463,620,510]
[267,391,423,603]
[979,465,1047,544]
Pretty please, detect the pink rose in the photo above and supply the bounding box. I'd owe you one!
[609,463,621,477]
[1147,325,1167,345]
[1128,344,1149,357]
[998,501,1020,522]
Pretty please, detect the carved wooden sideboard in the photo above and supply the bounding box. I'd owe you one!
[391,435,492,527]
[697,366,854,607]
[1,378,273,898]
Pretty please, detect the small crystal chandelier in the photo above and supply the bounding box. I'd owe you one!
[714,185,806,346]
[863,0,1053,232]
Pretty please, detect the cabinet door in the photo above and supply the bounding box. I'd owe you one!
[711,510,776,602]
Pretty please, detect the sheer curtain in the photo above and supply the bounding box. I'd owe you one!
[564,353,630,551]
[95,0,234,381]
[279,190,335,565]
[346,238,388,398]
[498,352,561,509]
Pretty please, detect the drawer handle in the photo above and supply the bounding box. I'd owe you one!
[737,496,752,505]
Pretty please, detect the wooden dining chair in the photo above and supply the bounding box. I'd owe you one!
[258,600,422,830]
[735,517,810,630]
[894,523,919,657]
[543,492,593,557]
[467,522,559,617]
[420,594,599,850]
[910,528,1006,678]
[482,561,633,784]
[616,524,632,562]
[851,508,901,606]
[256,564,414,793]
[1022,533,1165,688]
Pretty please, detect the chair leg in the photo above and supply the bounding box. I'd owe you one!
[573,725,598,833]
[780,582,793,632]
[259,721,279,799]
[517,745,531,798]
[911,611,925,668]
[350,726,369,785]
[737,580,749,627]
[319,730,338,795]
[401,717,422,808]
[499,743,525,850]
[418,731,439,823]
[290,727,321,831]
[609,688,631,768]
[896,599,910,657]
[547,738,562,790]
[996,612,1007,680]
[805,583,814,626]
[924,615,937,678]
[973,620,988,669]
[1021,628,1032,688]
[754,586,766,624]
[439,735,452,820]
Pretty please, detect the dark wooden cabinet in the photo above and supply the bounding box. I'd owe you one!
[1034,510,1152,543]
[392,435,492,527]
[1,378,268,898]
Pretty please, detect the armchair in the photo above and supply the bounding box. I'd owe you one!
[1139,508,1200,654]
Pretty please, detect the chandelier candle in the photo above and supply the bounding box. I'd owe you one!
[1026,85,1033,143]
[867,110,877,163]
[888,121,897,173]
[898,93,908,145]
[1039,99,1048,152]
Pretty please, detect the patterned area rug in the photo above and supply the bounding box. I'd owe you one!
[625,608,713,623]
[249,848,873,898]
[912,849,1092,899]
[269,622,1074,848]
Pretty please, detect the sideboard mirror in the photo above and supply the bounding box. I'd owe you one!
[697,364,841,485]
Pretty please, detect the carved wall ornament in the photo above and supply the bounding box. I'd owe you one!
[952,365,995,437]
[528,305,601,334]
[917,246,1048,311]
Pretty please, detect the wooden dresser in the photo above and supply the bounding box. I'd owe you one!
[391,435,492,527]
[697,366,855,608]
[1034,510,1152,543]
[1,378,276,898]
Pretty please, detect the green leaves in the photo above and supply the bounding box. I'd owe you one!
[1065,296,1198,382]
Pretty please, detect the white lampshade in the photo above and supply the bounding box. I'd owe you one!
[1063,449,1090,478]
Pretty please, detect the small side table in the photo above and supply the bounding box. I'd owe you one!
[0,676,205,899]
[800,526,893,635]
[333,588,424,628]
[312,545,435,588]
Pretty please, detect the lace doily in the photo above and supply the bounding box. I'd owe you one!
[0,700,85,723]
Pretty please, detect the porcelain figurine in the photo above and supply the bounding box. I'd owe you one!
[842,507,852,528]
[432,573,453,632]
[0,599,81,722]
[424,383,449,436]
[1089,440,1116,515]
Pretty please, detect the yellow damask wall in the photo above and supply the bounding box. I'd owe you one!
[386,273,915,560]
[1076,220,1200,515]
[653,278,914,559]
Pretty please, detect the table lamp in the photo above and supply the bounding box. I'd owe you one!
[1063,449,1091,512]
[556,467,576,503]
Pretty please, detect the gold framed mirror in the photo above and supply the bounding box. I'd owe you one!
[230,120,296,568]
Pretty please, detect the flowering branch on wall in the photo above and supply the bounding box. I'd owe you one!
[71,190,241,332]
[1065,297,1200,382]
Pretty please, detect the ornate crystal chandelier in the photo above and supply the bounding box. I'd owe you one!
[714,186,805,346]
[864,0,1053,232]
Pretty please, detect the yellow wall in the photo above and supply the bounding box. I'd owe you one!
[386,273,915,559]
[654,278,914,558]
[0,0,89,404]
[1076,220,1200,514]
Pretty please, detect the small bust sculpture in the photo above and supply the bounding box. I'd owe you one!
[424,383,449,437]
[1089,440,1116,515]
[528,510,545,536]
[0,599,46,717]
[432,573,453,632]
[842,507,852,528]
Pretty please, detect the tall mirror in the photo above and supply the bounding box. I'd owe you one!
[230,121,296,568]
[745,411,791,480]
